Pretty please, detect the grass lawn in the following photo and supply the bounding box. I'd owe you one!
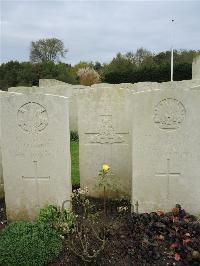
[70,141,80,187]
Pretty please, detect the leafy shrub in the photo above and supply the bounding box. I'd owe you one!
[0,221,62,266]
[38,205,75,235]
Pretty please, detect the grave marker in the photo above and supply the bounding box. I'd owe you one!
[78,87,132,198]
[192,55,200,80]
[132,88,200,214]
[0,91,20,199]
[1,93,71,220]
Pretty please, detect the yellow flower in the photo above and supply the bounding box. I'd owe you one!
[102,164,110,173]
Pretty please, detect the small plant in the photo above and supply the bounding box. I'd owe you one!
[0,221,62,266]
[68,188,106,263]
[38,205,75,235]
[98,164,119,192]
[67,220,106,263]
[72,187,93,219]
[98,164,119,214]
[70,130,79,141]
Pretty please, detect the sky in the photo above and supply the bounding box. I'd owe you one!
[0,0,200,65]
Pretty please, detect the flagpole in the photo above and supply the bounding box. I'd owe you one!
[171,19,174,82]
[171,46,173,82]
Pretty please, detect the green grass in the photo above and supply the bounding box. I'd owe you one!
[70,141,80,186]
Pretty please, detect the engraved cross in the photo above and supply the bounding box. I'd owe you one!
[155,159,181,199]
[22,160,50,209]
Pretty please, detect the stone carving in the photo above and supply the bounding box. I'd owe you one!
[22,161,50,209]
[155,159,181,199]
[89,115,125,144]
[17,102,48,133]
[154,98,186,130]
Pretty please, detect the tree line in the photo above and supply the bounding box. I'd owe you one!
[0,38,199,91]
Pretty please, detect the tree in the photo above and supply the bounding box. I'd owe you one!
[102,53,136,83]
[73,61,92,74]
[30,38,67,63]
[0,61,22,90]
[134,47,153,66]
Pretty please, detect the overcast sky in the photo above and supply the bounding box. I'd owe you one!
[1,0,200,65]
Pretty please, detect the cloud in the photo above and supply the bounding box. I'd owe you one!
[1,0,200,64]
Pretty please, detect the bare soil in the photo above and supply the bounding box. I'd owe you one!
[1,198,199,266]
[50,199,200,266]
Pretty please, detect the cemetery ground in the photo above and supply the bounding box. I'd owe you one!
[0,140,200,266]
[71,140,80,188]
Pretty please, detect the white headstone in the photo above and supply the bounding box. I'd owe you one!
[0,92,4,199]
[8,86,41,93]
[39,79,67,87]
[1,93,71,220]
[131,88,200,214]
[78,87,132,198]
[0,91,20,199]
[192,55,200,80]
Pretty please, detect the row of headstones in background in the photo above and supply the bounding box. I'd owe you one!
[192,55,200,80]
[8,73,200,132]
[0,92,71,220]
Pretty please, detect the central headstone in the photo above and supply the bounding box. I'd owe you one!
[78,87,132,198]
[1,93,71,220]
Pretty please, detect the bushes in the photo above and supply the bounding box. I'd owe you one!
[0,221,62,266]
[38,205,75,235]
[0,205,76,266]
[103,62,192,84]
[0,61,77,91]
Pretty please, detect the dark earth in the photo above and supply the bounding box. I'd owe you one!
[0,198,199,266]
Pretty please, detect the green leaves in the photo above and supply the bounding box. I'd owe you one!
[0,221,62,266]
[38,205,75,235]
[0,205,76,266]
